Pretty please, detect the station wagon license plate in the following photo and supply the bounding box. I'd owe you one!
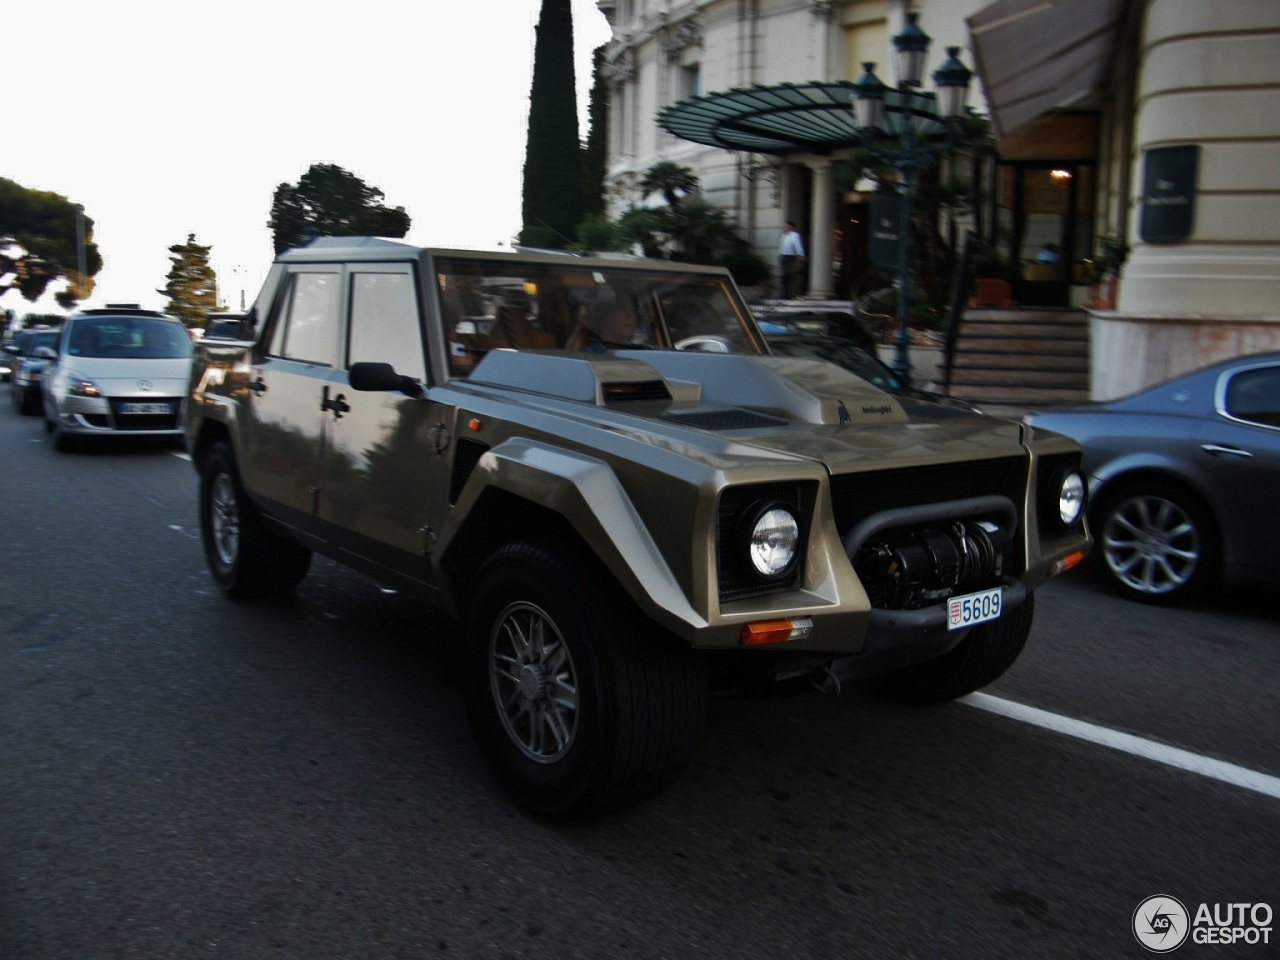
[121,402,173,415]
[948,586,1002,631]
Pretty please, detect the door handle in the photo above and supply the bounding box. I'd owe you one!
[248,377,267,394]
[1200,443,1252,460]
[321,387,351,419]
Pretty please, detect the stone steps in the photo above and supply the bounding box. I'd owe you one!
[943,308,1091,417]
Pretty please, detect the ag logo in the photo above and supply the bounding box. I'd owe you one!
[1134,895,1190,952]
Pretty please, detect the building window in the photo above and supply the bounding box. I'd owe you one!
[679,63,700,101]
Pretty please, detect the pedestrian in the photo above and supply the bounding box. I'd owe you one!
[1035,242,1062,265]
[778,221,805,299]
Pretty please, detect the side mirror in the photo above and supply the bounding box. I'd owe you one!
[349,361,423,398]
[34,346,58,361]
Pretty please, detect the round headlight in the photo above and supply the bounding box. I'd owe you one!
[746,505,800,579]
[1058,470,1085,526]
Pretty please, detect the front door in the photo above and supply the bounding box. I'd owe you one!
[317,265,451,594]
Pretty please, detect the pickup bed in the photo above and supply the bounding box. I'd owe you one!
[186,237,1090,818]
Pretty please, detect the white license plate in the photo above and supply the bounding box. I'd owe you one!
[948,586,1002,631]
[121,402,172,415]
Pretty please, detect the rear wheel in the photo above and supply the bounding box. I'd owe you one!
[200,441,311,598]
[1094,482,1217,603]
[866,593,1035,704]
[463,539,707,819]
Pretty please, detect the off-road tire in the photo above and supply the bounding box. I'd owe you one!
[866,593,1035,704]
[463,538,707,820]
[200,441,311,598]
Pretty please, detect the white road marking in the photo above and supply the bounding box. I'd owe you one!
[962,692,1280,801]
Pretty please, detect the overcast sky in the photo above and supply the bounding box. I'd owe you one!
[3,0,612,317]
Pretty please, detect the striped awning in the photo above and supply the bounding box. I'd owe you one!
[967,0,1125,140]
[656,81,864,155]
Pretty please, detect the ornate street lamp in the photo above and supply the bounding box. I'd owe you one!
[851,12,972,383]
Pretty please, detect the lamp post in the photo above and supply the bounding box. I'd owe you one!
[851,12,972,384]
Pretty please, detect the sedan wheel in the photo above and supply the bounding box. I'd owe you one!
[1097,483,1216,603]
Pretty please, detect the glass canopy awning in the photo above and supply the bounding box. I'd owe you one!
[656,81,864,155]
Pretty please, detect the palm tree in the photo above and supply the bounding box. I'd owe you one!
[639,161,698,208]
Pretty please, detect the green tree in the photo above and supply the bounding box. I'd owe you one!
[267,163,410,254]
[158,234,223,330]
[519,0,582,248]
[0,177,102,308]
[638,161,698,209]
[579,44,609,222]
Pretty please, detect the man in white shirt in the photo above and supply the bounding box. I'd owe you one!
[778,221,805,298]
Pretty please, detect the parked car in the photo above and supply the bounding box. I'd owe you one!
[763,330,983,415]
[10,328,61,414]
[1024,352,1280,602]
[753,309,878,353]
[40,306,193,451]
[201,314,248,341]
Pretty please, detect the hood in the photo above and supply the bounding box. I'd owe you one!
[466,350,1025,471]
[67,356,193,391]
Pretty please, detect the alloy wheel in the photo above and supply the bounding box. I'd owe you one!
[210,473,241,568]
[1101,492,1201,596]
[488,601,580,763]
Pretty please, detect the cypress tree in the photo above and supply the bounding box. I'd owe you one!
[520,0,582,248]
[580,44,609,221]
[158,233,222,330]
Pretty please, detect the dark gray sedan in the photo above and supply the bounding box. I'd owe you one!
[1025,352,1280,603]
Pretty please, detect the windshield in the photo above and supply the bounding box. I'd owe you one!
[22,331,60,355]
[435,257,761,377]
[68,317,193,360]
[769,339,904,393]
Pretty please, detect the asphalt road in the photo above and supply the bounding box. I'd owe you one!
[2,406,1277,959]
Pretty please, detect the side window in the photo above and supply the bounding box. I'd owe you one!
[270,272,340,366]
[347,271,426,382]
[1224,366,1280,428]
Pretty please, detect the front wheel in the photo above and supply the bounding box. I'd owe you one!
[865,593,1035,704]
[1094,482,1217,603]
[199,441,311,598]
[463,539,707,819]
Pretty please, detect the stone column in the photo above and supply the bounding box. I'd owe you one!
[806,158,835,299]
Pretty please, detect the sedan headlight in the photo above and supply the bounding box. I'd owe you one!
[67,372,103,397]
[743,502,800,580]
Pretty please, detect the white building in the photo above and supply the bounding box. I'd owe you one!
[596,0,1280,399]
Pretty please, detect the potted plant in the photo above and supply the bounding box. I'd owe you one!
[968,241,1018,307]
[1088,234,1130,308]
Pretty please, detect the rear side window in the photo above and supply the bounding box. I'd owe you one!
[1224,365,1280,428]
[268,272,340,367]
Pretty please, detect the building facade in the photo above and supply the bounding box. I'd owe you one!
[596,0,1280,399]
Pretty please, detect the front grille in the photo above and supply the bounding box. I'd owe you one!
[830,457,1027,549]
[107,397,182,431]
